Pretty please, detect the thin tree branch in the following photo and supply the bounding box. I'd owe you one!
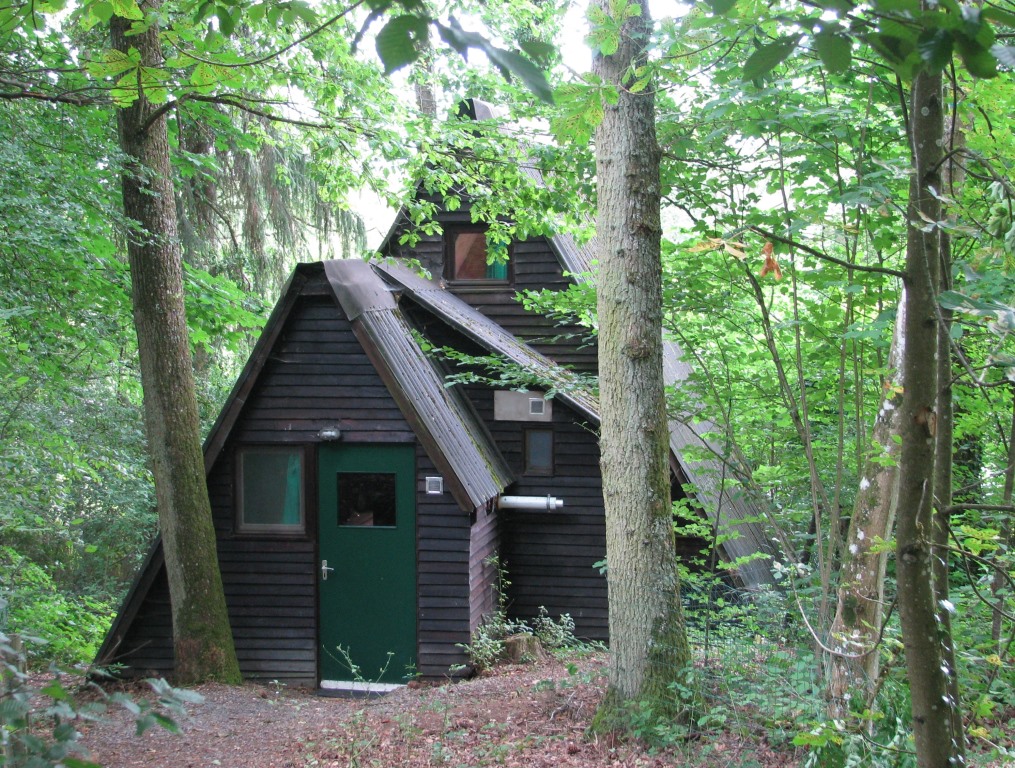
[748,225,907,280]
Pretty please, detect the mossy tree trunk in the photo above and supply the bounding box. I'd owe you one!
[589,0,691,732]
[111,1,241,686]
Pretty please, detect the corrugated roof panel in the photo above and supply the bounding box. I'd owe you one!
[663,342,777,586]
[324,260,512,510]
[374,261,600,423]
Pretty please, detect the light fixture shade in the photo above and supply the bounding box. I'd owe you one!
[317,426,342,441]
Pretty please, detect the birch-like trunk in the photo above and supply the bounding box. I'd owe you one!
[826,298,905,716]
[112,1,241,685]
[589,0,691,730]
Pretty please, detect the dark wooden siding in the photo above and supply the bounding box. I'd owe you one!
[233,291,415,445]
[400,304,609,640]
[469,503,499,633]
[209,454,317,683]
[108,288,429,684]
[461,385,611,642]
[217,292,415,683]
[388,210,599,375]
[415,447,473,678]
[107,565,174,675]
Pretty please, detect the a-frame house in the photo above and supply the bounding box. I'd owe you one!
[97,122,775,689]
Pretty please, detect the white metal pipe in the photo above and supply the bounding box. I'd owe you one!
[497,495,564,511]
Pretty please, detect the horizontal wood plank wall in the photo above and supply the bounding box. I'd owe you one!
[468,503,499,634]
[209,457,317,684]
[108,286,423,684]
[388,211,599,375]
[233,290,415,446]
[106,565,174,674]
[220,290,415,683]
[416,447,472,678]
[468,385,610,642]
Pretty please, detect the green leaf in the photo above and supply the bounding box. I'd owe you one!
[216,4,237,36]
[938,290,1008,313]
[550,81,605,144]
[436,20,553,103]
[743,34,802,80]
[956,34,998,77]
[190,61,218,94]
[813,31,852,73]
[139,66,169,103]
[288,0,317,25]
[706,0,737,14]
[585,5,620,56]
[484,46,554,104]
[89,1,114,22]
[868,32,919,77]
[86,49,137,79]
[519,39,555,68]
[112,70,139,107]
[917,28,953,71]
[109,0,143,20]
[983,5,1015,28]
[375,14,428,74]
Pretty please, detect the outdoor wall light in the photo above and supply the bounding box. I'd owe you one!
[317,425,342,441]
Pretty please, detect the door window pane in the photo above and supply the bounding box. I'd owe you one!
[237,447,304,532]
[338,472,397,527]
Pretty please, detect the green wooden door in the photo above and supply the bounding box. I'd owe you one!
[318,444,416,685]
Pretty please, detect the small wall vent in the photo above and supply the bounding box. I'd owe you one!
[425,476,444,495]
[494,390,552,422]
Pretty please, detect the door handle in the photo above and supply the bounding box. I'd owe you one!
[321,559,335,581]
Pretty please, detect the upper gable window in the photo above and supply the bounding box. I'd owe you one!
[447,228,510,283]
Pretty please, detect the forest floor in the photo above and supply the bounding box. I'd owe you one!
[76,653,801,768]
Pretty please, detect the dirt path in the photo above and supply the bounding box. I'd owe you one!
[77,656,792,767]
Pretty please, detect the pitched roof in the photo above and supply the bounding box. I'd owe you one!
[97,261,514,667]
[663,344,777,587]
[374,260,599,422]
[374,259,777,587]
[324,259,512,510]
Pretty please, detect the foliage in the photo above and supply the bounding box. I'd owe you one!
[0,549,112,667]
[458,559,593,671]
[0,632,200,767]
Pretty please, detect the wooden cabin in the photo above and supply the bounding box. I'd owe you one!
[96,141,775,692]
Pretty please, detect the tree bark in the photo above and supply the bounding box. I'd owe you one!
[112,1,241,685]
[589,0,691,732]
[933,106,966,761]
[895,65,965,767]
[826,299,904,717]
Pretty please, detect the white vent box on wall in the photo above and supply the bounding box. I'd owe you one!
[494,390,552,422]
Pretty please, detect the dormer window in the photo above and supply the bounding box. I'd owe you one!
[447,227,510,283]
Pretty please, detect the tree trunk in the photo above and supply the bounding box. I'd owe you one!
[589,0,691,732]
[111,1,241,685]
[933,105,966,761]
[895,65,965,767]
[826,298,904,717]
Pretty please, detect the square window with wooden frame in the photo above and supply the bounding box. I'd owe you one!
[446,227,510,283]
[236,446,305,534]
[524,429,554,476]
